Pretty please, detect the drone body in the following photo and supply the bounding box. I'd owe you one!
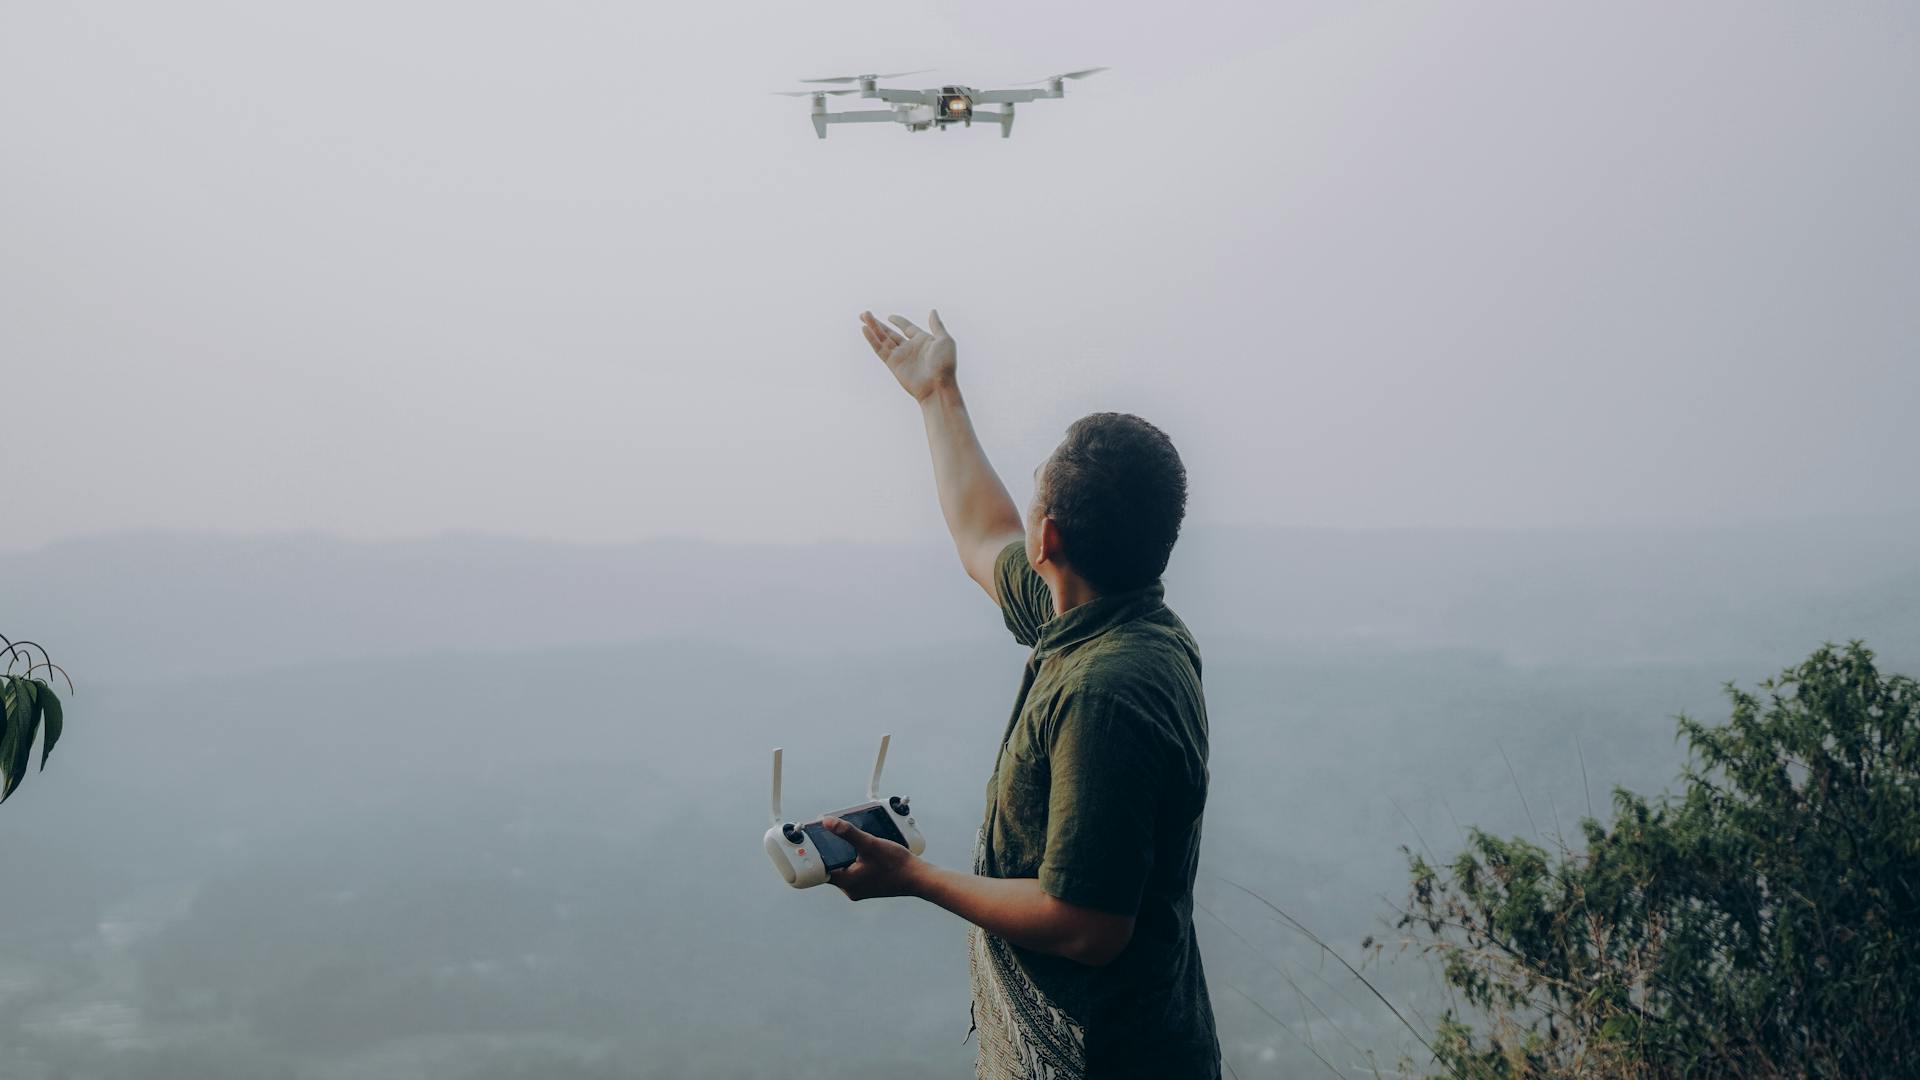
[776,68,1107,138]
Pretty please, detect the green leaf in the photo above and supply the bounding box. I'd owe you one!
[0,677,13,763]
[38,683,61,771]
[0,677,38,801]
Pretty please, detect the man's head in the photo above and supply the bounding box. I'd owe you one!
[1027,412,1187,596]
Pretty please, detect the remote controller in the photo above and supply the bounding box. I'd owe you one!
[764,733,926,889]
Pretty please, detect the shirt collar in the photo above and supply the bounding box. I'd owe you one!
[1031,579,1167,659]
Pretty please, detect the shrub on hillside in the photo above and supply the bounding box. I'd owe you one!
[1398,642,1919,1078]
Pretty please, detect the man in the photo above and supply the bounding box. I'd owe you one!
[819,309,1221,1079]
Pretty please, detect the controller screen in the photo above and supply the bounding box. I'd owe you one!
[801,806,908,872]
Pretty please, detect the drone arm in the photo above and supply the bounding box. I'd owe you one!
[868,88,932,104]
[967,109,1015,137]
[814,109,901,138]
[971,89,1050,105]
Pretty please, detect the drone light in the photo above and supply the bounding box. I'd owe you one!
[949,96,969,112]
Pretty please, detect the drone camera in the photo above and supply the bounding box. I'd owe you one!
[937,87,973,121]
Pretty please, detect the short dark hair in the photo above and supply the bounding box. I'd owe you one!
[1039,412,1187,592]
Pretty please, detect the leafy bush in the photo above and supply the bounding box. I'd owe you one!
[1398,642,1920,1078]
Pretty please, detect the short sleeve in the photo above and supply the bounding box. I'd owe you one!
[1037,690,1163,915]
[993,539,1053,647]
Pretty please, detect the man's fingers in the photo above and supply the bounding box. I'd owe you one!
[860,310,898,338]
[823,816,881,856]
[928,309,946,337]
[860,317,901,359]
[887,314,926,339]
[862,311,905,347]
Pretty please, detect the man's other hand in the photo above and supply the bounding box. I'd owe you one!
[822,814,924,901]
[861,309,956,403]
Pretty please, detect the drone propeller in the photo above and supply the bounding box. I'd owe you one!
[773,88,863,96]
[1016,66,1110,85]
[799,69,933,84]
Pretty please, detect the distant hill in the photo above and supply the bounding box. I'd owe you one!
[3,521,1916,1078]
[3,520,1915,682]
[1174,520,1920,669]
[0,532,998,682]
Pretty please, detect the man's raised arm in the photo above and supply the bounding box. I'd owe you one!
[859,309,1024,600]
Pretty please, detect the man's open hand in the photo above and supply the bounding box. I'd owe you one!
[822,815,924,901]
[860,309,956,403]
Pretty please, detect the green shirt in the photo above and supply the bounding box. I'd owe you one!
[982,540,1221,1078]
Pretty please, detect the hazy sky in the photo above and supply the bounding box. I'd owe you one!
[4,1,1915,551]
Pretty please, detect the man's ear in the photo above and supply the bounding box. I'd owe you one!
[1036,516,1066,568]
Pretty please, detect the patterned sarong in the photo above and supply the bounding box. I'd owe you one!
[966,828,1086,1080]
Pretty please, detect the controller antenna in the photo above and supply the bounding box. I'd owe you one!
[770,747,785,827]
[868,733,891,801]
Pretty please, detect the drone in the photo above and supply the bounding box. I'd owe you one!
[775,67,1108,138]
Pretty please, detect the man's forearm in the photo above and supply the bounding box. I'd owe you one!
[908,862,1124,966]
[919,380,1023,589]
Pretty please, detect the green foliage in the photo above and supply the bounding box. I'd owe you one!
[0,635,71,804]
[1398,642,1920,1079]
